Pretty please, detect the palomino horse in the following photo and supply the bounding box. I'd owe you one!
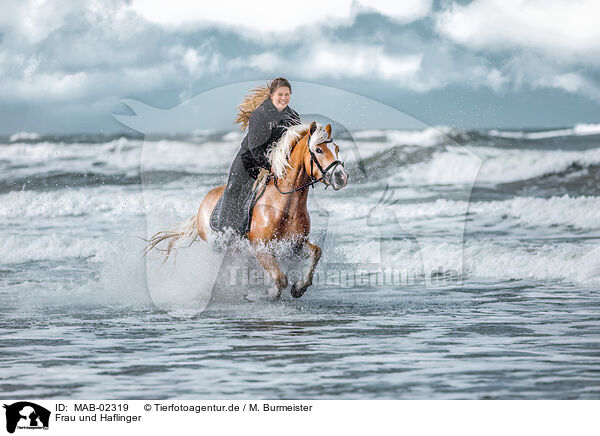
[146,121,349,299]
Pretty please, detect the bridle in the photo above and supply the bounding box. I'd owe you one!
[273,133,345,195]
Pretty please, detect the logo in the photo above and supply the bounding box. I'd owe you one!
[3,402,50,434]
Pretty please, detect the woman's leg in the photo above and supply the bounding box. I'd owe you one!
[217,153,254,234]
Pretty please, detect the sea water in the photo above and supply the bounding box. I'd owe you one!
[1,125,599,398]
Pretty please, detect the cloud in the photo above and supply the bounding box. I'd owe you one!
[0,72,88,102]
[434,0,600,99]
[539,73,585,93]
[130,0,431,36]
[171,44,222,76]
[0,0,74,44]
[0,0,223,103]
[232,42,430,91]
[356,0,432,23]
[535,73,600,100]
[435,0,600,66]
[303,43,424,85]
[0,0,599,122]
[469,67,508,92]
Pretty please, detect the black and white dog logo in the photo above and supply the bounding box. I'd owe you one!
[3,402,50,434]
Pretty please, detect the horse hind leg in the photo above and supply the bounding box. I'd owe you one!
[291,242,321,298]
[255,251,288,300]
[196,185,225,242]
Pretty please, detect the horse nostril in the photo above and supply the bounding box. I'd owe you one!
[333,169,348,187]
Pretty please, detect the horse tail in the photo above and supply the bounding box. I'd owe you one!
[144,215,198,257]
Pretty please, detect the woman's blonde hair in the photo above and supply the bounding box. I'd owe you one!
[234,78,292,131]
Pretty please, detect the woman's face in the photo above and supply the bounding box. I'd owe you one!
[270,86,291,111]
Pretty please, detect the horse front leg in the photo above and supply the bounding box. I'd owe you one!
[291,242,321,298]
[255,251,288,300]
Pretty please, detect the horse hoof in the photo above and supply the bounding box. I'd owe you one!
[290,283,308,298]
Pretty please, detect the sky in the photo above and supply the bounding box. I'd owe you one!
[1,0,599,134]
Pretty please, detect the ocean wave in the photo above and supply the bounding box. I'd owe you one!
[489,128,572,140]
[393,145,600,186]
[1,172,148,193]
[462,241,600,283]
[352,126,452,146]
[573,122,600,135]
[489,122,600,140]
[0,137,236,184]
[9,132,41,142]
[0,185,206,219]
[0,137,143,171]
[4,173,598,235]
[4,189,599,285]
[140,139,237,172]
[328,194,600,232]
[0,188,143,219]
[370,240,600,284]
[0,233,114,264]
[468,195,600,230]
[4,122,599,148]
[4,126,600,191]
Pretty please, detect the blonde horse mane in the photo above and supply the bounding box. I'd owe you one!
[267,123,330,179]
[233,84,270,131]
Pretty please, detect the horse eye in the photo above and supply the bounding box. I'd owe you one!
[315,147,322,154]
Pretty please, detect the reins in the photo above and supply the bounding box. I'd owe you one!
[272,133,344,195]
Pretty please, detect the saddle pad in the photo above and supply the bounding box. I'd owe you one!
[209,182,267,235]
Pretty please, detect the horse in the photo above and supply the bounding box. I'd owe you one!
[145,121,349,299]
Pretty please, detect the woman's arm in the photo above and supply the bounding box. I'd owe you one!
[284,108,301,127]
[246,107,273,169]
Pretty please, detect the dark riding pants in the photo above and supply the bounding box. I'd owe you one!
[216,151,259,235]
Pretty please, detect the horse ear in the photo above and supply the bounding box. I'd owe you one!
[309,121,317,135]
[325,123,332,137]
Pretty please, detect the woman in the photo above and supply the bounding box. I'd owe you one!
[216,78,301,235]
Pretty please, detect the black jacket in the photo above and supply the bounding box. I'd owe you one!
[240,98,300,173]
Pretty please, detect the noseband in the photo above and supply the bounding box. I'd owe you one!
[308,138,344,186]
[273,133,345,195]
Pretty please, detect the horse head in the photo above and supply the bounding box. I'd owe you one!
[304,121,348,190]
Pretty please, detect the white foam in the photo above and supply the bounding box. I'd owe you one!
[9,131,41,142]
[140,139,237,173]
[469,195,600,230]
[488,129,526,139]
[352,126,452,146]
[523,129,575,140]
[191,128,216,136]
[0,138,143,179]
[573,122,600,136]
[0,188,141,219]
[329,194,600,231]
[0,137,239,179]
[144,242,221,315]
[0,184,210,220]
[95,236,153,306]
[222,130,244,142]
[0,233,114,264]
[393,145,481,185]
[390,195,600,231]
[379,239,600,284]
[395,145,600,185]
[490,122,600,140]
[463,241,600,283]
[489,128,573,139]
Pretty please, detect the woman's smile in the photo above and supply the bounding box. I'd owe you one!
[271,86,290,111]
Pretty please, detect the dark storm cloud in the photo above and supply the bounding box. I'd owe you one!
[0,0,598,133]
